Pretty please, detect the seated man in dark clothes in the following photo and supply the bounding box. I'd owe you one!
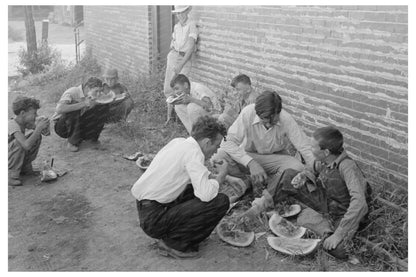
[8,96,50,186]
[102,68,134,123]
[131,116,230,259]
[243,126,371,259]
[52,77,108,152]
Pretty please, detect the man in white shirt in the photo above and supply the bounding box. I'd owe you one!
[164,5,198,124]
[167,74,221,133]
[131,116,229,259]
[216,91,315,196]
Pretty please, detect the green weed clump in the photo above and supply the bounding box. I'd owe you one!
[351,186,408,271]
[17,43,61,76]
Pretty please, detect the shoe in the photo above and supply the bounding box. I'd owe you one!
[67,143,79,152]
[156,240,199,259]
[9,178,22,187]
[21,166,41,176]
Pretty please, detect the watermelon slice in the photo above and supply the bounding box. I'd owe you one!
[269,213,306,239]
[216,221,255,247]
[95,91,116,104]
[267,236,321,256]
[166,93,185,104]
[114,93,127,102]
[279,204,301,218]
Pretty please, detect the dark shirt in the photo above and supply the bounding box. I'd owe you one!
[315,151,368,239]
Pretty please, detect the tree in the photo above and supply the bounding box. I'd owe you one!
[23,6,37,56]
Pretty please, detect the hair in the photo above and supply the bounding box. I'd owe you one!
[254,90,282,118]
[83,77,103,90]
[191,116,227,142]
[12,96,40,115]
[313,126,344,155]
[231,74,251,88]
[170,74,190,89]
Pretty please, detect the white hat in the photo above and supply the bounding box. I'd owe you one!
[172,5,191,13]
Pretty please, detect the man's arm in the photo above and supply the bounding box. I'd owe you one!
[56,98,95,115]
[185,151,220,202]
[13,118,49,151]
[173,38,196,75]
[283,112,315,169]
[219,109,253,166]
[323,159,368,249]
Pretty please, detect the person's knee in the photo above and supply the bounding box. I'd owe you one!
[213,193,230,214]
[281,157,304,172]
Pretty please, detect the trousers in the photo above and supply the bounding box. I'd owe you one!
[54,105,109,145]
[137,184,229,252]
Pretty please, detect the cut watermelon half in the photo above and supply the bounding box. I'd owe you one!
[269,213,306,239]
[216,221,255,247]
[267,236,321,256]
[95,91,116,104]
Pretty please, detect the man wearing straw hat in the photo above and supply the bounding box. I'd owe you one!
[164,5,198,125]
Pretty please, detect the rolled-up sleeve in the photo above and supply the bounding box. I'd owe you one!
[188,21,198,40]
[333,160,368,239]
[185,151,219,202]
[283,113,315,169]
[220,109,253,167]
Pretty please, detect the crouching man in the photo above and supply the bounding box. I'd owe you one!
[52,77,108,152]
[254,126,371,259]
[131,116,230,258]
[102,68,134,122]
[9,96,50,186]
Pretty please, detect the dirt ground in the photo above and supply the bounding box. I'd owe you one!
[7,21,370,272]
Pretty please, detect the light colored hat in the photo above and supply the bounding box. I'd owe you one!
[103,68,118,78]
[172,5,191,13]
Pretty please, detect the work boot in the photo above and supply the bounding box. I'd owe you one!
[21,164,40,176]
[156,240,199,259]
[9,177,22,187]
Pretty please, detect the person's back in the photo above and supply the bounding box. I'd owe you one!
[131,116,230,259]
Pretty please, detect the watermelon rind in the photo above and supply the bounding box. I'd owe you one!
[267,236,321,256]
[95,91,116,104]
[280,204,302,218]
[269,213,306,239]
[216,222,255,247]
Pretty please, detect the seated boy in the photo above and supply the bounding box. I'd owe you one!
[102,68,134,122]
[244,126,370,259]
[9,96,50,186]
[52,77,108,152]
[167,74,221,133]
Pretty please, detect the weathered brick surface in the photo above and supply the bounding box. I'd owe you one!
[84,6,151,74]
[188,5,408,190]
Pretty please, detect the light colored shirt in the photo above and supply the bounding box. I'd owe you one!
[8,119,23,143]
[131,137,219,203]
[51,85,86,120]
[220,104,315,168]
[190,82,221,112]
[317,151,369,240]
[172,20,198,52]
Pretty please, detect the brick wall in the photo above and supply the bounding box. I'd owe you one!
[189,6,408,191]
[84,6,152,74]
